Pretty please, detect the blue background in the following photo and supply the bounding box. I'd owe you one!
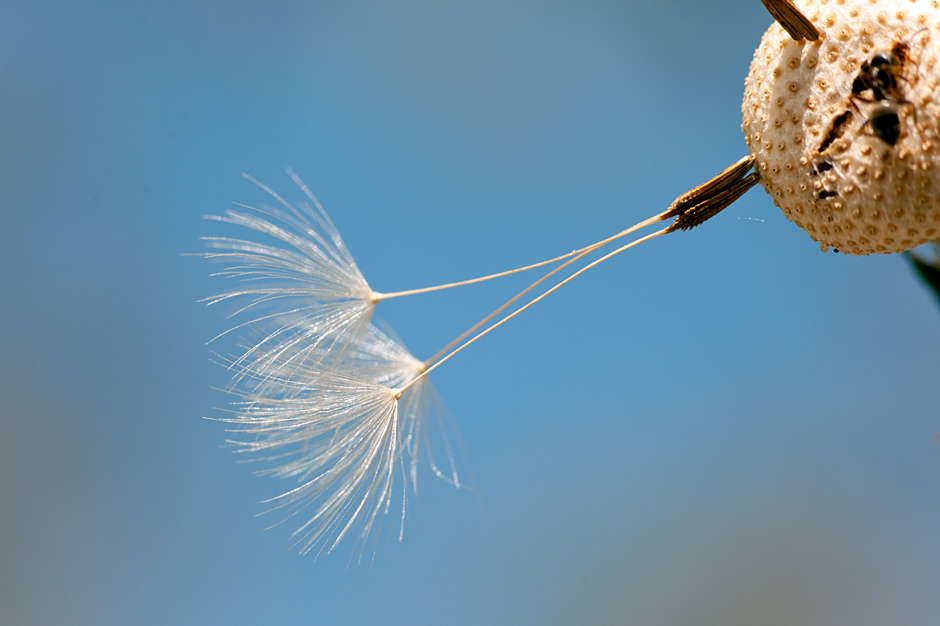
[2,1,939,624]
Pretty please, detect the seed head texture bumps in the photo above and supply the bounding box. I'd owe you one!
[743,0,940,254]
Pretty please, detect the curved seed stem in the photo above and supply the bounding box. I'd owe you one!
[421,212,671,366]
[373,212,669,302]
[397,228,670,396]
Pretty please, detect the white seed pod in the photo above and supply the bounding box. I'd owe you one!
[742,0,940,254]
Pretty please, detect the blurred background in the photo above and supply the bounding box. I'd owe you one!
[2,1,939,624]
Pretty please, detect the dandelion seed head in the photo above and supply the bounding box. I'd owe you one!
[743,0,940,254]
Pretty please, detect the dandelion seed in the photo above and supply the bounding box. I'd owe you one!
[205,159,757,558]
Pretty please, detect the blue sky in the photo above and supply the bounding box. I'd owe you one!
[2,1,939,625]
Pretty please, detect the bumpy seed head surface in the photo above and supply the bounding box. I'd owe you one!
[742,0,940,254]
